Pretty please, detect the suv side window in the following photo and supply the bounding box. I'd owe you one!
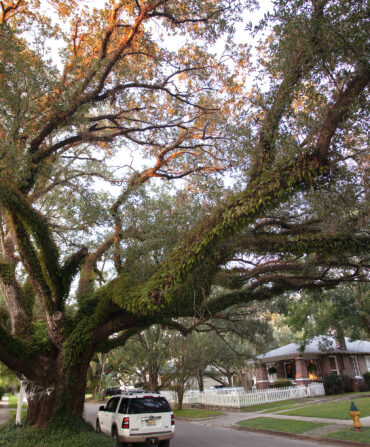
[105,397,120,413]
[118,398,129,414]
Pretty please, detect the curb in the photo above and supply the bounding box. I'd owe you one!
[175,415,225,422]
[233,424,370,447]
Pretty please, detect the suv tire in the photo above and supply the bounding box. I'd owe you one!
[159,441,170,447]
[112,427,123,447]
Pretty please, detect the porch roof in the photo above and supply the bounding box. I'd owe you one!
[257,336,370,362]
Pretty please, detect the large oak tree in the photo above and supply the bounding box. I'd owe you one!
[0,0,368,427]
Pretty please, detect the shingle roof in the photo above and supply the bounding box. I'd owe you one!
[257,336,370,362]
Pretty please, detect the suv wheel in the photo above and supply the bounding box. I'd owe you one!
[159,441,170,447]
[112,428,123,447]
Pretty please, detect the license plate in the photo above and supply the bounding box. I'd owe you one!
[146,419,155,426]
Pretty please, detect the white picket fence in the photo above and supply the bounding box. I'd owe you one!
[162,383,325,409]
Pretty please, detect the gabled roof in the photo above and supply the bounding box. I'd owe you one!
[257,336,370,362]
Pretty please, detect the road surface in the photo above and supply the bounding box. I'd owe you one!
[84,403,330,447]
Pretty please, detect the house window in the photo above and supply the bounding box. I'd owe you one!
[350,356,361,378]
[266,363,277,383]
[366,356,370,372]
[328,356,339,375]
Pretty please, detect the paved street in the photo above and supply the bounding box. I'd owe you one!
[166,420,327,447]
[83,403,338,447]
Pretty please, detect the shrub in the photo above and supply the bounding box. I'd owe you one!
[273,379,293,388]
[363,372,370,390]
[340,375,353,393]
[324,374,343,395]
[323,374,354,395]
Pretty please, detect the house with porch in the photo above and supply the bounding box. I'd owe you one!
[256,336,370,390]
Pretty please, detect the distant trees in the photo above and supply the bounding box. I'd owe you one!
[282,283,370,341]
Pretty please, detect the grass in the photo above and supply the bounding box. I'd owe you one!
[237,417,328,434]
[7,395,27,409]
[325,427,370,443]
[7,395,28,420]
[240,392,369,413]
[0,416,113,447]
[174,408,223,418]
[240,399,308,413]
[283,396,370,420]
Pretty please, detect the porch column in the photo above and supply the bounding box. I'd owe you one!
[295,357,310,386]
[256,364,270,389]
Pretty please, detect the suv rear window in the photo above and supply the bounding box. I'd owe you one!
[127,397,171,414]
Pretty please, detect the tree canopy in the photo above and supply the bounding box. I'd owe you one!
[0,0,368,427]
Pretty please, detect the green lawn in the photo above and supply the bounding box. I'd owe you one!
[240,392,369,413]
[241,399,309,413]
[283,397,370,420]
[7,395,27,409]
[237,417,328,434]
[326,427,370,444]
[174,408,223,418]
[7,394,28,420]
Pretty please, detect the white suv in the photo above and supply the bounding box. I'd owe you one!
[96,391,175,446]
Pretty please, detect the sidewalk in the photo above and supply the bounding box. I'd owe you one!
[185,410,370,428]
[181,410,370,446]
[0,395,10,425]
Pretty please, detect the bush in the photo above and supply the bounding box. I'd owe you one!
[363,372,370,390]
[273,379,293,388]
[323,374,342,395]
[0,416,113,447]
[340,375,353,393]
[323,374,354,395]
[0,386,4,401]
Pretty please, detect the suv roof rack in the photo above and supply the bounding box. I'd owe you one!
[120,389,161,396]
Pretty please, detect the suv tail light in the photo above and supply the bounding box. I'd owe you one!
[171,414,175,426]
[122,417,130,429]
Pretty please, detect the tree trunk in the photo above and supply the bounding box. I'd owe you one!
[226,370,233,387]
[197,369,204,392]
[176,384,185,410]
[23,359,90,427]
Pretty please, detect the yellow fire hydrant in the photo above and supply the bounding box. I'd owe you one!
[349,401,362,431]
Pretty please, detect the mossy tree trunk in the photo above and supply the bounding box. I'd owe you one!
[24,363,89,427]
[7,345,93,427]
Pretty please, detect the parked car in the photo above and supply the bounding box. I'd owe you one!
[96,391,175,446]
[104,387,122,396]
